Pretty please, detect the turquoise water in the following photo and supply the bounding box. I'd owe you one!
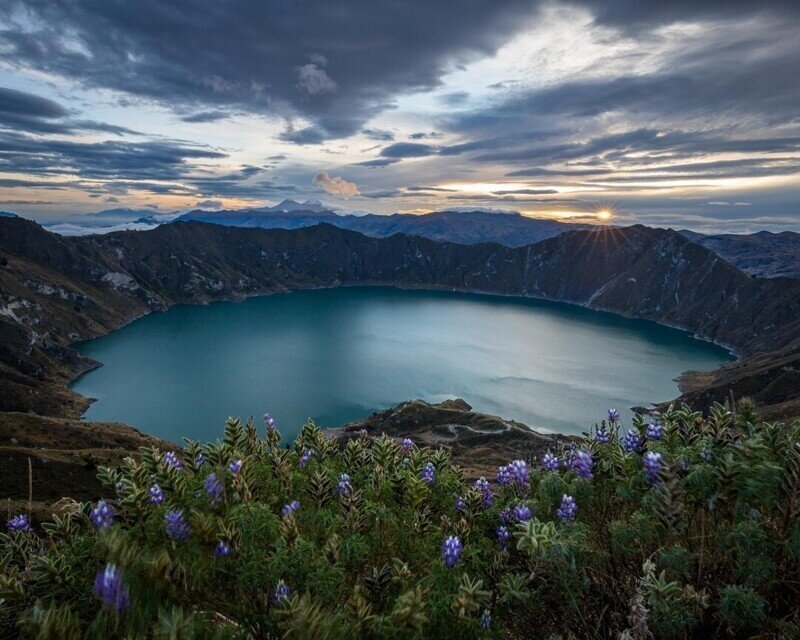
[71,287,732,442]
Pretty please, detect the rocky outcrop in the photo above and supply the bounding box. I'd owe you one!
[327,398,570,478]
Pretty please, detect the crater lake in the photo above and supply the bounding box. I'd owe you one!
[70,287,733,441]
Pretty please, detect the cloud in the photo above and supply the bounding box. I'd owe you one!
[194,199,224,209]
[362,128,395,141]
[0,1,539,142]
[313,172,359,197]
[296,63,337,95]
[180,110,230,123]
[379,142,438,158]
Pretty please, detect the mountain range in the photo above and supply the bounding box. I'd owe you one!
[1,215,798,422]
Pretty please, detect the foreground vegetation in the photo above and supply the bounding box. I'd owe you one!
[2,401,799,638]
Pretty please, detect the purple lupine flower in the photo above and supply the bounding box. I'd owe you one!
[358,429,369,439]
[480,610,492,630]
[622,429,642,453]
[148,483,165,505]
[506,459,529,490]
[337,474,352,496]
[594,424,612,444]
[556,494,578,522]
[281,500,301,517]
[273,580,292,604]
[441,535,463,568]
[496,525,511,549]
[263,411,276,430]
[571,450,594,479]
[401,438,414,453]
[228,459,243,475]
[646,423,663,440]
[90,500,116,530]
[195,453,207,466]
[513,504,532,522]
[454,496,467,512]
[496,464,511,486]
[421,462,436,484]
[204,473,223,507]
[214,541,232,558]
[6,514,31,533]
[643,452,663,484]
[299,449,313,468]
[473,477,494,507]
[163,451,183,470]
[608,409,621,424]
[499,507,513,524]
[164,509,190,542]
[93,564,130,612]
[541,452,560,471]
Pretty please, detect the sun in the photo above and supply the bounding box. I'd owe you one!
[597,210,612,220]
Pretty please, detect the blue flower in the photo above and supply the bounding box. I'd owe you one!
[594,424,612,444]
[337,474,352,496]
[541,452,560,470]
[643,452,663,484]
[646,423,663,440]
[273,580,292,604]
[263,411,276,431]
[148,483,165,505]
[163,451,183,470]
[90,500,116,530]
[496,525,511,549]
[473,477,494,507]
[513,504,532,522]
[299,449,313,468]
[507,459,529,489]
[93,563,130,612]
[228,459,243,475]
[204,473,223,507]
[454,496,467,512]
[556,494,578,521]
[281,500,301,517]
[499,507,513,524]
[571,450,594,479]
[421,462,436,484]
[6,514,31,533]
[214,541,232,558]
[195,453,207,466]
[623,429,642,453]
[401,438,414,453]
[164,509,190,542]
[480,609,492,630]
[441,535,462,568]
[496,464,511,485]
[608,409,620,423]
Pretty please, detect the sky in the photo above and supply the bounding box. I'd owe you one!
[0,0,799,233]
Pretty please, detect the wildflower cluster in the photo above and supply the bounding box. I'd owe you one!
[2,404,798,639]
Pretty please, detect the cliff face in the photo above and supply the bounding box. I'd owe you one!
[1,217,799,419]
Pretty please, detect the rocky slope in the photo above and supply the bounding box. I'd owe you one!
[684,230,800,279]
[1,216,799,420]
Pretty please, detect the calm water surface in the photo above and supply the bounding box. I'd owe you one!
[71,287,732,442]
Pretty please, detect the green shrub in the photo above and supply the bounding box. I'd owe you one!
[1,403,799,638]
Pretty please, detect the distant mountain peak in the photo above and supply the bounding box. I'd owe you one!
[263,198,329,214]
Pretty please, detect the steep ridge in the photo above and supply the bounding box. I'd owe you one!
[1,217,799,420]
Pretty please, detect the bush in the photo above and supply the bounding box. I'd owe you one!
[1,404,799,638]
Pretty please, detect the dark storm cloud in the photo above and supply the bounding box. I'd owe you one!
[0,86,140,136]
[180,110,230,123]
[379,143,439,158]
[0,0,539,142]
